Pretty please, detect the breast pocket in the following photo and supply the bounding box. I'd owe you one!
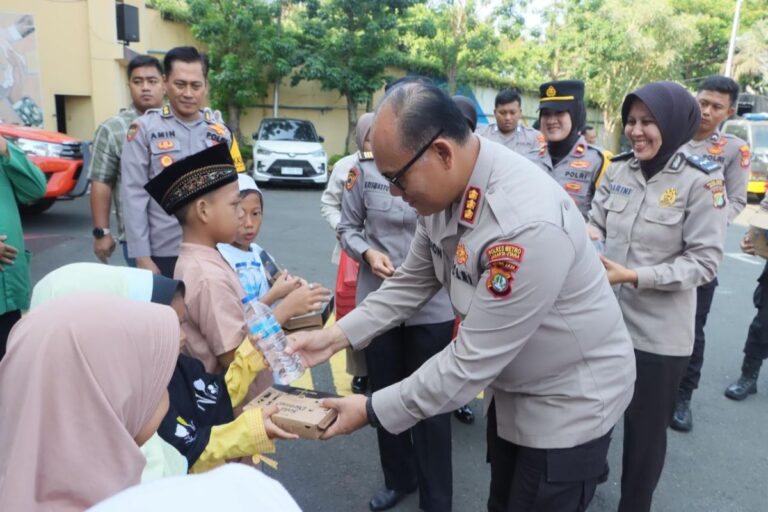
[150,139,181,174]
[450,274,475,316]
[604,194,629,238]
[364,193,393,211]
[640,205,685,247]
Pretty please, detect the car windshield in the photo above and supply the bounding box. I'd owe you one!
[753,126,768,155]
[258,120,318,142]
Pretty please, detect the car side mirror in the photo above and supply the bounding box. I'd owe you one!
[318,136,325,143]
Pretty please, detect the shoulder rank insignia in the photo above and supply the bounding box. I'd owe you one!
[740,144,751,168]
[610,151,633,162]
[210,123,228,136]
[704,179,726,209]
[461,186,481,224]
[686,154,720,174]
[670,152,685,170]
[358,151,374,161]
[345,168,359,191]
[126,122,139,142]
[161,104,172,117]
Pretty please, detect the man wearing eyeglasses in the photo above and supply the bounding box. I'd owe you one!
[288,83,636,511]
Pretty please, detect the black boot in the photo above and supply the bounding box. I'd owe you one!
[725,358,760,401]
[368,486,415,511]
[670,397,693,432]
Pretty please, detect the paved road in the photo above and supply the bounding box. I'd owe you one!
[20,190,768,512]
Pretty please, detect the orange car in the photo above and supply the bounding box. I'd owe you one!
[0,124,87,213]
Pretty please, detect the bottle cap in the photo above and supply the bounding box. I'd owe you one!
[240,293,257,304]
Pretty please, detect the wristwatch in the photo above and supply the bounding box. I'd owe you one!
[92,227,111,239]
[365,396,381,428]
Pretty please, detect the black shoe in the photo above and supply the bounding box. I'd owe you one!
[351,376,368,394]
[369,487,415,511]
[670,399,692,432]
[725,375,758,401]
[454,404,474,425]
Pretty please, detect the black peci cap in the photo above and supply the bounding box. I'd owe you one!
[144,143,238,215]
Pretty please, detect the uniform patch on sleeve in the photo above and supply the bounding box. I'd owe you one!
[126,123,139,142]
[461,187,481,224]
[740,144,751,169]
[486,243,524,263]
[345,168,359,191]
[487,265,514,298]
[704,179,726,209]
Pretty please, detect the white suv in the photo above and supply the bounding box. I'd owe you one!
[252,118,328,185]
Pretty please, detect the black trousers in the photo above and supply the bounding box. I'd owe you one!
[486,402,611,512]
[619,350,689,512]
[152,256,178,279]
[0,309,22,361]
[365,321,454,512]
[678,277,718,399]
[740,262,768,371]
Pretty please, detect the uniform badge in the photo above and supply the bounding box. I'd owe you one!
[570,160,589,169]
[360,151,374,161]
[659,187,677,208]
[461,187,481,224]
[126,123,138,142]
[345,168,359,191]
[565,181,582,193]
[455,243,468,265]
[204,110,212,122]
[160,155,174,168]
[704,179,726,209]
[486,243,524,264]
[157,140,174,150]
[487,266,513,298]
[546,85,557,97]
[670,153,685,170]
[740,144,751,168]
[161,104,171,116]
[707,146,723,156]
[573,143,586,157]
[211,123,227,136]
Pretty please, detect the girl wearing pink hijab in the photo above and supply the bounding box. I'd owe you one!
[0,293,179,511]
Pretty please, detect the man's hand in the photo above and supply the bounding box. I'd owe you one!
[741,231,757,256]
[286,324,350,368]
[320,394,369,439]
[136,256,162,275]
[261,405,299,441]
[0,235,19,270]
[600,255,638,285]
[363,248,395,280]
[93,235,116,263]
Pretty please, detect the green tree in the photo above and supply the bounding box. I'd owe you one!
[291,0,418,154]
[733,19,768,94]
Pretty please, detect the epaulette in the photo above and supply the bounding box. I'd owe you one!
[686,153,721,174]
[143,107,162,116]
[610,151,634,162]
[161,104,172,117]
[357,150,374,161]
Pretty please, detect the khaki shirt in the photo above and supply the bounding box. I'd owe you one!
[338,152,453,325]
[589,153,728,356]
[538,136,605,219]
[120,105,234,258]
[684,131,750,223]
[337,137,635,449]
[475,123,544,166]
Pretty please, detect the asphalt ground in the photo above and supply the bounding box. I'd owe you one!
[20,189,768,512]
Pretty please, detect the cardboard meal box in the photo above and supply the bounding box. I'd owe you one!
[245,385,338,440]
[749,209,768,259]
[283,296,334,333]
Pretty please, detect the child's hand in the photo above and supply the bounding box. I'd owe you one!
[282,283,331,318]
[262,404,299,440]
[270,270,302,300]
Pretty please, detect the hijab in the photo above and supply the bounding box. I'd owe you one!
[621,81,701,179]
[355,113,374,152]
[0,294,179,511]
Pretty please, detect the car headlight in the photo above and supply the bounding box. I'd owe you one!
[12,137,64,157]
[256,147,272,156]
[310,149,326,158]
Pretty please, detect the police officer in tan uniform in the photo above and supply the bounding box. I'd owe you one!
[121,46,241,278]
[589,81,728,512]
[536,80,605,219]
[475,89,543,165]
[288,82,636,512]
[671,76,751,430]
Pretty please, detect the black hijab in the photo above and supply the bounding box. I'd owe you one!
[621,81,700,179]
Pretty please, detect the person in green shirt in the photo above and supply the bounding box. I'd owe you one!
[0,135,46,359]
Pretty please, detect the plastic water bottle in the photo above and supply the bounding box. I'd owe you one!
[236,262,257,297]
[241,295,304,384]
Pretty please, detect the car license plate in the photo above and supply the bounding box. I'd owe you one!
[282,167,303,176]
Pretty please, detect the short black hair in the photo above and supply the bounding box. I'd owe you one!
[385,75,433,93]
[127,55,163,79]
[173,203,193,225]
[380,83,471,152]
[164,46,209,79]
[240,189,264,210]
[495,89,522,108]
[581,125,595,134]
[697,75,740,107]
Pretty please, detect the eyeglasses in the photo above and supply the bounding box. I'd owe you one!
[382,128,444,191]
